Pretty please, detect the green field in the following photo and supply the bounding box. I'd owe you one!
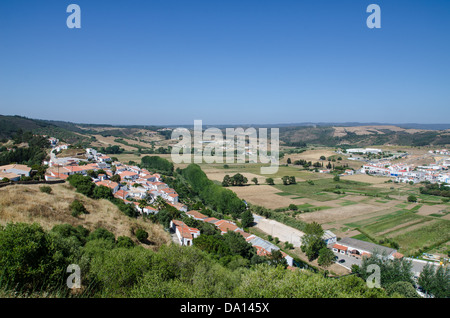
[273,178,389,202]
[344,209,450,255]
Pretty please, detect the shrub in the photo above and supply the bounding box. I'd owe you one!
[135,229,149,242]
[39,186,52,194]
[70,199,88,217]
[87,228,116,244]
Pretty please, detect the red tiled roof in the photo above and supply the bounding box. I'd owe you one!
[172,220,200,240]
[119,170,138,177]
[333,244,348,251]
[96,180,119,189]
[215,220,238,233]
[203,217,219,224]
[186,210,208,219]
[392,252,404,259]
[254,246,270,256]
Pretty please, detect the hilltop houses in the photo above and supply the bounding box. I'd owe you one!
[170,219,200,246]
[182,210,294,266]
[0,164,32,180]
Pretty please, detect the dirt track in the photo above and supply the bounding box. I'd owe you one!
[253,214,304,246]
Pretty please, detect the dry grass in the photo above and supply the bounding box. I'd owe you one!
[225,184,307,209]
[340,174,392,184]
[0,184,171,251]
[297,202,382,224]
[332,125,425,137]
[281,149,338,164]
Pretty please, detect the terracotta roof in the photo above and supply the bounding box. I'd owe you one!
[114,189,129,199]
[236,229,255,240]
[0,164,31,172]
[0,172,20,179]
[172,220,200,240]
[203,217,219,224]
[254,245,270,256]
[95,180,119,189]
[186,210,208,219]
[392,252,404,259]
[119,170,139,177]
[333,244,348,251]
[215,220,238,233]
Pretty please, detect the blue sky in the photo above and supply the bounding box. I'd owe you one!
[0,0,449,126]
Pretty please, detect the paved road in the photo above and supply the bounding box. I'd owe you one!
[252,214,304,246]
[332,250,441,276]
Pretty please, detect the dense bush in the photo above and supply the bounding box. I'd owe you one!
[140,156,174,175]
[39,185,52,194]
[70,199,88,217]
[182,164,246,218]
[0,222,406,298]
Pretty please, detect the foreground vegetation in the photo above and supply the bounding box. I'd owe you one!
[0,221,406,298]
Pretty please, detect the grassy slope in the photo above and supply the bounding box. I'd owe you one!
[0,183,171,250]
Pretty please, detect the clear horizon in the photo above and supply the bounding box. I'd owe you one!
[1,0,449,126]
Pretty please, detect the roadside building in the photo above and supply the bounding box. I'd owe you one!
[322,230,337,245]
[332,237,402,260]
[247,236,294,267]
[170,219,200,246]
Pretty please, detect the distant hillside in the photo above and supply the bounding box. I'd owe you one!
[279,125,450,148]
[2,115,450,148]
[0,115,54,138]
[0,115,89,145]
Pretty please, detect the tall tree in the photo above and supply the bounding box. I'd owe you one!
[240,210,254,228]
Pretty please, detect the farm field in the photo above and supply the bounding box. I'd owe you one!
[199,157,449,258]
[109,146,450,258]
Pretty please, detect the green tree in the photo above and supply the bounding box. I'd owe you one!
[281,176,289,185]
[222,231,255,259]
[267,249,288,268]
[110,174,121,183]
[289,176,296,184]
[87,228,116,244]
[317,247,335,268]
[0,223,62,291]
[251,177,258,185]
[92,185,114,200]
[231,173,247,186]
[266,177,274,185]
[222,175,232,187]
[240,210,254,228]
[116,236,136,249]
[358,250,414,288]
[418,263,450,298]
[301,222,325,261]
[67,174,95,197]
[407,195,417,203]
[385,281,420,298]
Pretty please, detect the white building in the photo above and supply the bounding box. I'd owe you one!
[170,220,200,246]
[347,148,382,154]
